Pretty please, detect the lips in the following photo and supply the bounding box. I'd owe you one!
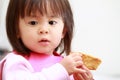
[38,38,50,46]
[39,38,50,42]
[40,39,49,42]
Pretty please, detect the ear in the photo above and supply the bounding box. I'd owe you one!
[62,27,67,38]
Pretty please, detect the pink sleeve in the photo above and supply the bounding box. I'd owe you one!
[2,53,72,80]
[36,63,72,80]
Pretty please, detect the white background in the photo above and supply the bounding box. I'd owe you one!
[0,0,120,79]
[69,0,120,76]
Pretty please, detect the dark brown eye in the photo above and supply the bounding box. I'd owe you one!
[49,21,57,25]
[28,21,38,25]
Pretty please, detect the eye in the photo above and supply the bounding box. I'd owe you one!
[28,21,38,25]
[49,21,57,25]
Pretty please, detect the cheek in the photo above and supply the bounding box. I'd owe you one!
[53,36,62,47]
[53,32,63,44]
[54,26,65,39]
[54,28,64,38]
[19,29,36,45]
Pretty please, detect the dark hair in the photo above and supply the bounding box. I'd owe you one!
[6,0,74,56]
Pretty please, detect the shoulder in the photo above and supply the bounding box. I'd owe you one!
[3,52,33,71]
[5,52,27,64]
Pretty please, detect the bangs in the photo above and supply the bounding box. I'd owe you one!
[20,0,66,18]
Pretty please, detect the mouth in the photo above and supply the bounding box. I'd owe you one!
[39,38,50,42]
[38,38,50,46]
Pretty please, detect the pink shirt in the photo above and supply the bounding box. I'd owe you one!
[0,52,74,80]
[28,52,63,72]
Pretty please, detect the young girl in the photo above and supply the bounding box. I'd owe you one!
[0,0,94,80]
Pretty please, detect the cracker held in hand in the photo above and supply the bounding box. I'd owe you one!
[81,53,101,70]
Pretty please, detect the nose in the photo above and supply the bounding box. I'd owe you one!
[38,27,49,34]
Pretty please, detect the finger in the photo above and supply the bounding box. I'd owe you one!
[70,52,82,57]
[75,61,83,67]
[73,74,79,80]
[74,67,86,73]
[80,66,94,80]
[73,73,85,80]
[82,65,90,70]
[75,73,94,80]
[73,56,82,62]
[82,66,94,79]
[80,72,90,80]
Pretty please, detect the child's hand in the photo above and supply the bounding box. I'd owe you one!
[73,66,94,80]
[60,52,86,75]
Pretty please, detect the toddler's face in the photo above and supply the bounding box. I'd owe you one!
[18,12,65,55]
